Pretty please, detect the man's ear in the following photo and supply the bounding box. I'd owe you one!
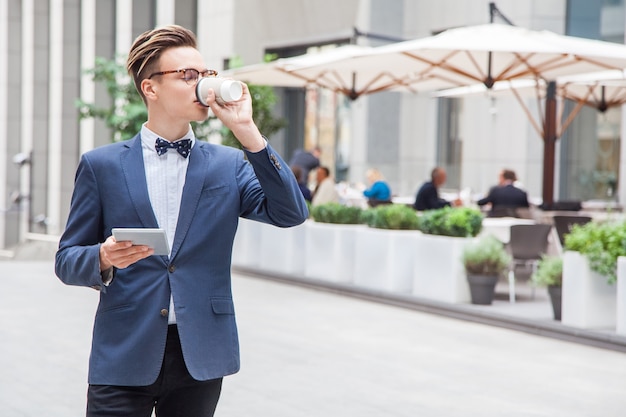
[142,79,158,102]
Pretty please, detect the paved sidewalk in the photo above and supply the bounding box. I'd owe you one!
[1,261,626,416]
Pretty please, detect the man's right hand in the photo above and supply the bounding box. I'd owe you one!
[100,235,154,270]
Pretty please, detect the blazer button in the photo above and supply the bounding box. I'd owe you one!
[168,265,175,273]
[160,309,169,317]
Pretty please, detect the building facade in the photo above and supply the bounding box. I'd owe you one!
[1,0,624,248]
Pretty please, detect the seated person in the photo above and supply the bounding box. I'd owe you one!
[291,165,312,202]
[363,168,392,207]
[312,166,340,206]
[477,169,529,217]
[413,167,459,210]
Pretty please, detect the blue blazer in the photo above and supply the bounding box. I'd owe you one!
[55,135,308,386]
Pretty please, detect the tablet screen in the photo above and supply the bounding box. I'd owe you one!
[111,228,170,256]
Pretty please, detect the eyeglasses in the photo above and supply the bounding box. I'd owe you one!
[148,68,218,85]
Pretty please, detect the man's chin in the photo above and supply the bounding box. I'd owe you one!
[192,108,210,122]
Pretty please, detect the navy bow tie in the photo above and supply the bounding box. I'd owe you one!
[155,138,192,158]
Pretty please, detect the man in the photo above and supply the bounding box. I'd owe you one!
[311,166,340,206]
[55,25,308,417]
[477,169,529,217]
[289,146,321,185]
[291,164,312,202]
[413,167,459,210]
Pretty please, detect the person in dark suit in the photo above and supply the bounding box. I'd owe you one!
[413,167,460,210]
[54,25,308,417]
[477,169,529,217]
[289,146,321,186]
[291,164,312,202]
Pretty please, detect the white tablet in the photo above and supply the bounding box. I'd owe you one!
[112,228,170,256]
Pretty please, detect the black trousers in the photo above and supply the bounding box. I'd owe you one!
[86,325,222,417]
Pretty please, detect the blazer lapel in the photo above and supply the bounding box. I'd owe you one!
[169,143,207,260]
[120,135,159,229]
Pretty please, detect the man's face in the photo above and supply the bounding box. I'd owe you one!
[435,170,447,187]
[144,46,211,123]
[317,169,326,183]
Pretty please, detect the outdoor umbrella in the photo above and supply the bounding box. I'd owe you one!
[227,23,626,204]
[557,70,626,112]
[223,44,451,99]
[433,69,626,142]
[368,23,626,205]
[224,45,376,90]
[370,23,626,89]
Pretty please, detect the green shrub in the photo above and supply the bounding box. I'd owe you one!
[564,220,626,284]
[362,204,420,230]
[309,203,363,224]
[417,206,483,237]
[531,255,563,287]
[462,235,511,276]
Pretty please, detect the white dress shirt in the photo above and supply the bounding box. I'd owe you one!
[140,123,195,324]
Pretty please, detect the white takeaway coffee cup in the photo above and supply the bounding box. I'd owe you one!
[195,77,243,106]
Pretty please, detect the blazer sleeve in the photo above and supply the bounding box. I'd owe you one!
[55,153,109,291]
[477,186,496,206]
[240,144,309,227]
[422,184,449,209]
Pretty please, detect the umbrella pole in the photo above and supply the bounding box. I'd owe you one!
[542,81,557,207]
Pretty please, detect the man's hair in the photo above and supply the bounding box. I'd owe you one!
[502,169,517,182]
[126,25,198,103]
[318,166,330,177]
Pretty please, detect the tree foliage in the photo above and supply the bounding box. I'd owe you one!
[76,56,148,142]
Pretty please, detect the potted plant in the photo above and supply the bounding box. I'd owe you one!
[361,204,420,230]
[462,235,511,305]
[417,206,483,237]
[531,255,563,320]
[309,203,363,225]
[563,220,626,285]
[560,219,626,328]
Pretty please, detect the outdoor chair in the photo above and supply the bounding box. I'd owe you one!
[488,206,534,219]
[507,223,553,303]
[487,206,519,218]
[552,215,592,247]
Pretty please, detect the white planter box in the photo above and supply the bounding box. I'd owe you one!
[353,227,420,293]
[232,218,263,269]
[257,221,307,276]
[617,257,626,335]
[562,251,617,329]
[412,234,473,303]
[303,221,365,283]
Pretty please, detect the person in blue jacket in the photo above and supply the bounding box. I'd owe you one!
[363,168,392,206]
